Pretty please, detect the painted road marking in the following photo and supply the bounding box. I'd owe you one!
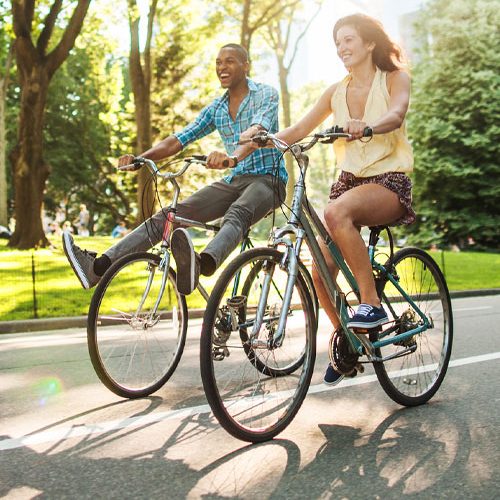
[1,351,499,451]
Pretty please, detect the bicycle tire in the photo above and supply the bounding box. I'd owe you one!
[239,258,315,376]
[200,247,316,442]
[371,247,453,406]
[88,252,188,398]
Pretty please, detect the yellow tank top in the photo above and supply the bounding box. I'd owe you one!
[331,67,413,177]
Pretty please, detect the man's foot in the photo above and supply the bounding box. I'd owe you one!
[323,363,345,386]
[347,303,389,329]
[171,228,200,295]
[62,231,100,289]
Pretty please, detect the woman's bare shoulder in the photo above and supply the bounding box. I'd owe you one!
[387,69,411,90]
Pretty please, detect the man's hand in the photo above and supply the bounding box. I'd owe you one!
[117,154,139,171]
[206,151,236,169]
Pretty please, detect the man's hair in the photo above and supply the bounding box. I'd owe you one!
[220,43,249,63]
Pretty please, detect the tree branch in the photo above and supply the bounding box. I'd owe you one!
[286,2,322,70]
[144,0,158,90]
[46,0,91,77]
[37,0,62,55]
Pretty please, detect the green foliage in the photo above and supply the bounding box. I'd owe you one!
[407,0,500,249]
[43,5,135,234]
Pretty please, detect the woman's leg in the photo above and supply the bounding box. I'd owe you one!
[324,183,405,306]
[312,237,341,329]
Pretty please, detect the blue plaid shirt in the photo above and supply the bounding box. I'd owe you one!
[174,79,287,185]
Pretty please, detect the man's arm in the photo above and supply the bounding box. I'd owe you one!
[117,102,216,168]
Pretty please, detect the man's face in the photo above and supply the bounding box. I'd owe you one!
[215,48,249,89]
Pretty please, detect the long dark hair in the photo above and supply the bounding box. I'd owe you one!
[333,14,405,72]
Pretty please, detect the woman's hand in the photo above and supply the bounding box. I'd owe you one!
[344,119,368,142]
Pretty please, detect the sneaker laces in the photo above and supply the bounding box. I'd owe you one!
[357,304,374,316]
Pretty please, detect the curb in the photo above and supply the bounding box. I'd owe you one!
[1,289,499,335]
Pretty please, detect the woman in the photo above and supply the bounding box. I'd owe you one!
[243,13,415,385]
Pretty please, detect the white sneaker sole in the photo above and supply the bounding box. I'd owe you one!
[171,228,196,295]
[62,231,90,289]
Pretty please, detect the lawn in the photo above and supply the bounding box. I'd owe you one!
[0,236,498,321]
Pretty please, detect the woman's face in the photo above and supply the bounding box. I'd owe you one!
[335,25,373,69]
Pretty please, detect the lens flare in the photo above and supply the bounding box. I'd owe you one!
[33,377,63,406]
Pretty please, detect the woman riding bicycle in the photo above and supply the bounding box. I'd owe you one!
[241,13,415,385]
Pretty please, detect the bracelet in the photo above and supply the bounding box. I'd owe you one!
[230,155,239,167]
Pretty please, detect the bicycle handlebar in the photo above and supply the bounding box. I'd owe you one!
[117,155,208,180]
[243,125,373,153]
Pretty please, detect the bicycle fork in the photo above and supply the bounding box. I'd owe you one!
[250,238,302,349]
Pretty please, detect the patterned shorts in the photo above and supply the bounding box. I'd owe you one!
[329,171,416,226]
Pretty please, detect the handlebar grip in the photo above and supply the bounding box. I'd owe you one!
[324,126,373,137]
[192,154,207,162]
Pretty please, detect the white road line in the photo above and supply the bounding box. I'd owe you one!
[1,351,499,451]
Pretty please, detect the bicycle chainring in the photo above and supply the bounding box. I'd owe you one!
[329,328,359,375]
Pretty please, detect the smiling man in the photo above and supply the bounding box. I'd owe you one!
[63,43,286,295]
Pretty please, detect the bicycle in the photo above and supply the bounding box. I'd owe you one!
[87,155,301,399]
[200,127,453,442]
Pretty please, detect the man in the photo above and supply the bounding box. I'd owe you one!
[63,43,287,294]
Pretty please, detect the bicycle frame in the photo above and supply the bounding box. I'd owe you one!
[131,157,254,320]
[252,143,432,363]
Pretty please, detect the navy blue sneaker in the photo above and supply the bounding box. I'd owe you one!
[323,363,345,386]
[347,303,388,329]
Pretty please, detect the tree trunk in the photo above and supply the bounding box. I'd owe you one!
[128,0,156,224]
[277,58,295,203]
[9,0,90,248]
[9,66,51,248]
[0,43,13,227]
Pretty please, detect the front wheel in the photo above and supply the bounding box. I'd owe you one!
[200,247,317,442]
[372,247,453,406]
[88,252,188,398]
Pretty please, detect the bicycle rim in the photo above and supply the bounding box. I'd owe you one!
[200,248,316,442]
[88,252,188,398]
[373,247,453,406]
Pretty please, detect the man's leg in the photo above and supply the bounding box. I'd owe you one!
[64,181,239,289]
[201,175,285,274]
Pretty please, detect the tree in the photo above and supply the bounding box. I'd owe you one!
[43,6,134,235]
[265,1,321,201]
[0,11,13,227]
[10,0,90,249]
[407,0,500,249]
[128,0,157,224]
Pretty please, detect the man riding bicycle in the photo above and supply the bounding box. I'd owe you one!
[63,43,287,294]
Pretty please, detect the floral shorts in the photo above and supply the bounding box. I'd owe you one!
[329,171,416,226]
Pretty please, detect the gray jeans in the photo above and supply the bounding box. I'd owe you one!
[105,174,286,270]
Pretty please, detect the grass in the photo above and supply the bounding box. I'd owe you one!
[0,236,498,322]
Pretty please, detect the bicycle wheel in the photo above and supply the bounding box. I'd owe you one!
[200,247,316,442]
[372,247,453,406]
[88,252,188,398]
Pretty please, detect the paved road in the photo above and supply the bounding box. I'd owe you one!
[0,295,499,499]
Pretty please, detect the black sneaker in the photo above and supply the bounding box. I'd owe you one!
[171,228,200,295]
[62,231,100,289]
[323,363,345,386]
[347,303,389,329]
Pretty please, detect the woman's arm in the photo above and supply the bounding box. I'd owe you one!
[371,70,410,133]
[345,70,410,140]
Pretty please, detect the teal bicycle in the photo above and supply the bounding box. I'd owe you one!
[200,127,453,442]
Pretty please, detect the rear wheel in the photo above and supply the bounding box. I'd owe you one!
[200,247,316,442]
[373,247,453,406]
[88,252,188,398]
